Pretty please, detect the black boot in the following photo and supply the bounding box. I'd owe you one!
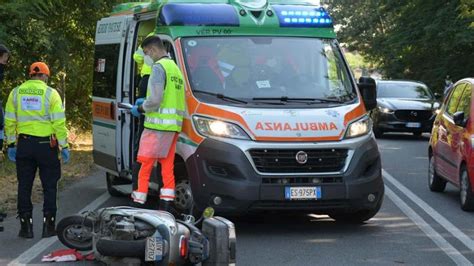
[42,213,56,238]
[159,200,171,212]
[18,212,33,239]
[159,200,182,217]
[159,200,179,216]
[131,200,146,209]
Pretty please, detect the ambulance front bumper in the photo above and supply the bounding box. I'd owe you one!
[186,134,383,215]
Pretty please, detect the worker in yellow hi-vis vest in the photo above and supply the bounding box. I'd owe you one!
[4,62,69,239]
[130,36,185,213]
[133,32,155,99]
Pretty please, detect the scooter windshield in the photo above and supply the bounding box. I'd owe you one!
[181,36,357,106]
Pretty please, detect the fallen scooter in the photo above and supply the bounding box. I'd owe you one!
[56,206,236,265]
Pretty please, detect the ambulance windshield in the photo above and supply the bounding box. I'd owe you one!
[182,37,356,105]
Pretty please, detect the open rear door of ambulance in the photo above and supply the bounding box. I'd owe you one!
[92,15,132,176]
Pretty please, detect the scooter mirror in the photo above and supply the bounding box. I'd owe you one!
[203,207,215,219]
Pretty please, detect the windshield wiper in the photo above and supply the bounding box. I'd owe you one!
[192,90,248,104]
[252,97,345,104]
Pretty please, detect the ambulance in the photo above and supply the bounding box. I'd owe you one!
[92,0,384,222]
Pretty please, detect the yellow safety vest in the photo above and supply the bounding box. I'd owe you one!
[4,79,68,147]
[133,47,152,77]
[133,32,155,77]
[144,58,185,132]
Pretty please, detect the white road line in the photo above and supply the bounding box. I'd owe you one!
[385,186,472,265]
[383,169,474,252]
[7,192,111,266]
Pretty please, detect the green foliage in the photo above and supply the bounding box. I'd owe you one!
[344,52,369,70]
[0,0,125,131]
[329,0,474,92]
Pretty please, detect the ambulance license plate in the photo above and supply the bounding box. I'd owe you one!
[406,122,421,128]
[285,187,321,200]
[145,236,163,262]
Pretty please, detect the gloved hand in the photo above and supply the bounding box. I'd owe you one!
[131,105,141,118]
[135,98,145,106]
[7,147,16,162]
[61,148,70,164]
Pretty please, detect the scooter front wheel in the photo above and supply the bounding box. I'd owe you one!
[56,215,95,251]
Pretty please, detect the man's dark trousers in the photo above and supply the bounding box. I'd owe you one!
[16,135,61,215]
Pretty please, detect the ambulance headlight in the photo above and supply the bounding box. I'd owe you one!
[345,116,372,139]
[193,116,250,140]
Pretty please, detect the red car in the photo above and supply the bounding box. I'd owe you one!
[429,78,474,211]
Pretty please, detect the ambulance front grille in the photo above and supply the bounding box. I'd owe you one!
[262,176,343,184]
[249,149,348,174]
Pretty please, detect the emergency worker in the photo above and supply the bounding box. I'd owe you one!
[133,32,155,100]
[4,62,69,238]
[130,36,185,212]
[0,44,10,149]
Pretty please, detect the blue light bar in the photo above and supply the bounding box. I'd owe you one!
[160,4,239,27]
[273,5,333,28]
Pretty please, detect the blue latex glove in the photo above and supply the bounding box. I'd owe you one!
[61,148,70,164]
[135,98,145,106]
[131,105,141,118]
[7,147,16,162]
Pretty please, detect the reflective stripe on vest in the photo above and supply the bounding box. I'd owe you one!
[12,112,65,122]
[12,87,18,113]
[157,108,186,117]
[44,87,53,118]
[145,117,183,127]
[4,111,15,120]
[16,115,51,122]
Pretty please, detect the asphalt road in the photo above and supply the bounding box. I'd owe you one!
[1,133,474,265]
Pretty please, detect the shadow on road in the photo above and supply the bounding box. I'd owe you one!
[232,212,380,234]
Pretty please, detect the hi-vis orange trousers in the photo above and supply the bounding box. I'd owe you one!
[131,135,178,204]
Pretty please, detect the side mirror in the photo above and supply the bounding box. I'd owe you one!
[358,77,377,111]
[453,111,467,127]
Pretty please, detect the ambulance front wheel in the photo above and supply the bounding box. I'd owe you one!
[175,179,201,216]
[106,173,131,197]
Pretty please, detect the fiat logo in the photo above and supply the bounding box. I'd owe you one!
[295,151,308,165]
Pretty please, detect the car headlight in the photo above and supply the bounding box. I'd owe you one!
[379,106,394,114]
[192,116,250,140]
[345,116,372,139]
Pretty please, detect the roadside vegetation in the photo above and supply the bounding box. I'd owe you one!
[329,0,474,91]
